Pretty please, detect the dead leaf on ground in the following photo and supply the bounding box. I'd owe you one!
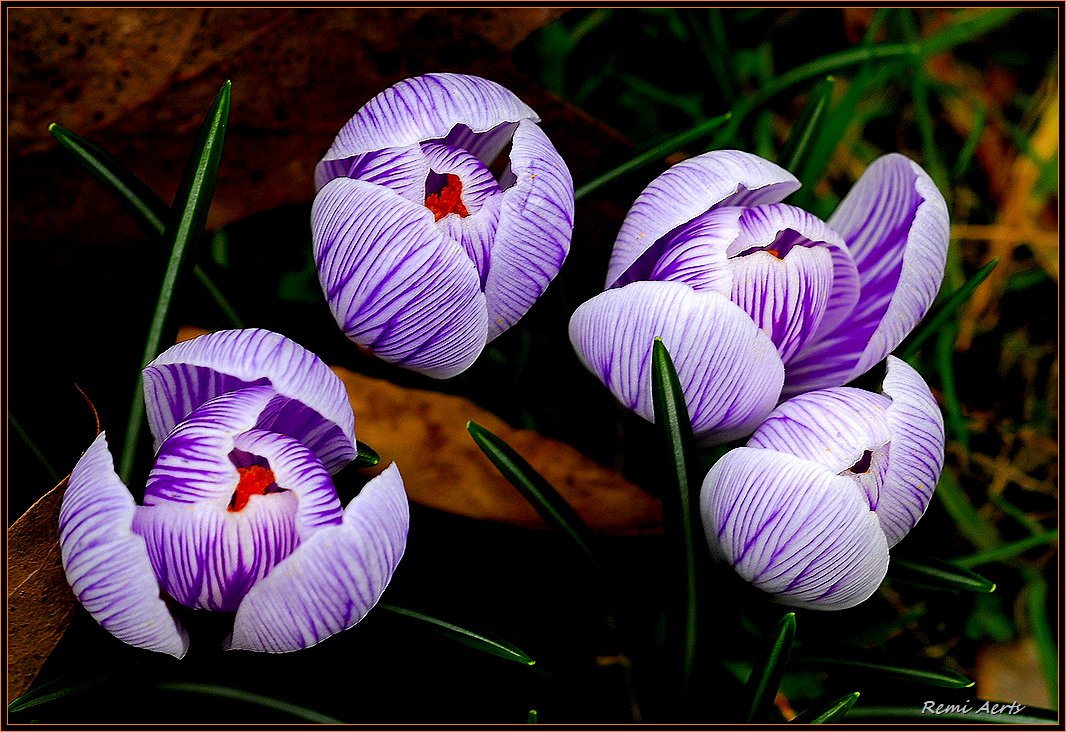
[974,636,1052,708]
[7,478,76,701]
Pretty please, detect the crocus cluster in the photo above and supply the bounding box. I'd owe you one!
[701,356,945,609]
[312,73,575,378]
[570,150,949,444]
[59,329,409,656]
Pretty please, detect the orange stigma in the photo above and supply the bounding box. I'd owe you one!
[425,174,469,221]
[230,465,276,512]
[766,248,784,259]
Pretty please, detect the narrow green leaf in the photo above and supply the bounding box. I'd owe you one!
[355,440,381,467]
[650,338,699,696]
[935,324,969,451]
[778,76,835,175]
[899,259,999,359]
[846,703,1056,723]
[49,123,242,329]
[791,656,974,689]
[791,691,860,723]
[378,603,536,667]
[573,112,731,201]
[954,530,1057,569]
[934,467,1001,550]
[119,81,231,483]
[467,421,601,570]
[918,8,1024,57]
[157,682,343,723]
[889,555,996,593]
[9,412,61,483]
[1022,568,1057,707]
[8,668,126,713]
[526,709,539,724]
[744,612,797,722]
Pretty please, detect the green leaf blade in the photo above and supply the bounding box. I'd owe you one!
[791,655,974,689]
[355,440,381,467]
[744,612,797,722]
[466,421,601,571]
[157,681,343,724]
[378,603,536,667]
[791,691,860,723]
[779,76,835,175]
[889,555,996,593]
[900,259,999,359]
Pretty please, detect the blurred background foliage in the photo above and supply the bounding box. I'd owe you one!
[7,6,1059,723]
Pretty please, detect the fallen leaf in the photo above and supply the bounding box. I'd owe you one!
[974,636,1052,708]
[7,478,76,701]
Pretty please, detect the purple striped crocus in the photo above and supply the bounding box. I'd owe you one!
[58,329,409,657]
[569,150,948,444]
[700,356,945,609]
[313,73,575,378]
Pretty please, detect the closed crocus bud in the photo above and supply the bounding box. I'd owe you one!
[700,356,945,610]
[59,329,409,656]
[313,73,575,378]
[570,150,948,444]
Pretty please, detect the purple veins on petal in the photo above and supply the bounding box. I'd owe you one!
[144,329,357,474]
[227,463,410,653]
[58,433,189,657]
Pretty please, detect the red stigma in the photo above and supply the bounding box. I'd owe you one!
[425,174,469,221]
[230,465,276,512]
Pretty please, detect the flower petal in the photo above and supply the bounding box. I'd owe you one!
[569,280,784,444]
[317,144,430,202]
[701,447,889,610]
[312,177,489,378]
[748,387,893,509]
[878,356,945,546]
[784,155,949,393]
[228,463,410,653]
[316,74,538,187]
[483,119,575,341]
[144,329,357,473]
[59,433,188,657]
[606,150,800,288]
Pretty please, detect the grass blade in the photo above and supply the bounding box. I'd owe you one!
[49,123,242,329]
[355,440,381,467]
[157,681,343,723]
[1022,568,1057,707]
[8,668,126,713]
[744,612,796,722]
[899,259,999,359]
[9,412,61,483]
[574,112,731,201]
[650,338,699,697]
[467,421,601,571]
[889,555,996,593]
[935,466,1001,550]
[378,603,536,667]
[526,709,539,723]
[791,691,860,723]
[791,655,974,689]
[953,530,1057,568]
[778,76,835,175]
[118,80,231,483]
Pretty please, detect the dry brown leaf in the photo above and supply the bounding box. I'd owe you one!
[974,636,1052,708]
[7,478,76,701]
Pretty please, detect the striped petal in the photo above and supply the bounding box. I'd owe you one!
[319,144,430,202]
[312,177,489,378]
[569,280,784,444]
[878,356,945,546]
[783,155,949,393]
[144,329,357,474]
[58,433,188,657]
[228,464,410,653]
[701,447,890,610]
[316,74,538,188]
[748,387,893,510]
[607,150,800,288]
[483,119,575,340]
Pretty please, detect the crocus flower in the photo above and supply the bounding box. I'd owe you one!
[58,329,409,656]
[570,150,948,443]
[700,356,945,610]
[313,73,575,378]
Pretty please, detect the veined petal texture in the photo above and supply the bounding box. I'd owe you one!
[701,447,889,610]
[569,280,784,444]
[312,177,489,378]
[144,329,357,473]
[59,433,189,657]
[607,150,800,288]
[228,464,410,653]
[316,73,538,187]
[878,356,945,546]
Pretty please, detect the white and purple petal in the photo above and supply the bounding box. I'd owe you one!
[228,464,410,653]
[569,280,784,444]
[144,329,357,473]
[482,119,575,341]
[607,150,800,289]
[319,144,431,202]
[316,74,538,188]
[701,447,889,610]
[878,356,945,546]
[312,177,489,378]
[58,433,189,657]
